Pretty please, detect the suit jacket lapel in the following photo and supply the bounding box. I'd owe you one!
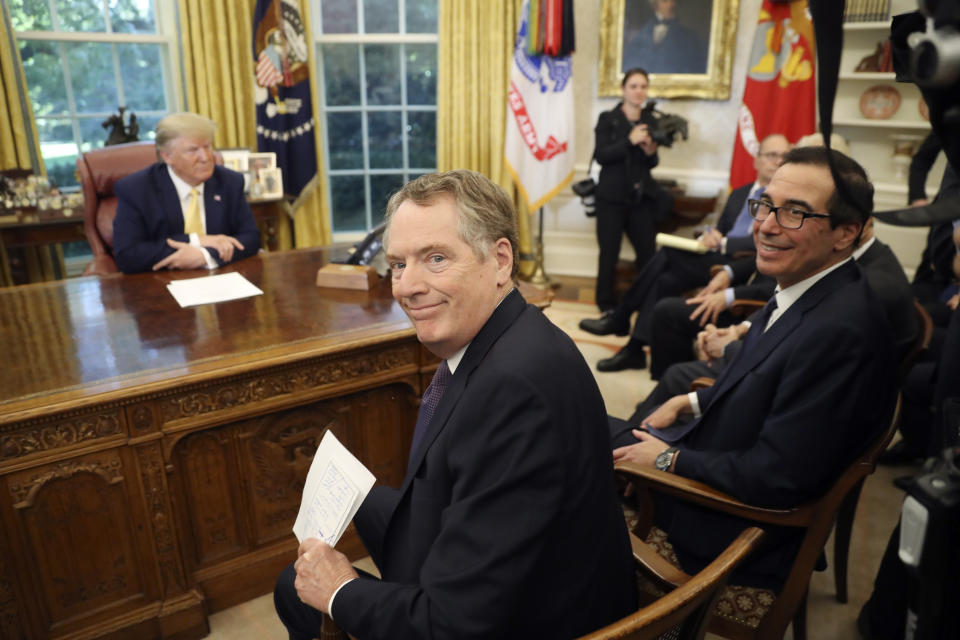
[399,288,526,492]
[203,170,224,233]
[700,261,861,417]
[154,165,184,234]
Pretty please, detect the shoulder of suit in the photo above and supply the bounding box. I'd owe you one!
[116,162,164,192]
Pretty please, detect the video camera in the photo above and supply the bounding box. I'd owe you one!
[640,101,689,148]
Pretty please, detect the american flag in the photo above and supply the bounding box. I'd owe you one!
[256,51,283,88]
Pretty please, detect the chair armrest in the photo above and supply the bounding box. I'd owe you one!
[729,299,766,318]
[689,376,715,391]
[81,254,119,277]
[630,532,692,591]
[614,461,814,528]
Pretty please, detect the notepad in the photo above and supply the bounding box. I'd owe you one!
[655,233,709,254]
[166,272,264,307]
[293,430,377,545]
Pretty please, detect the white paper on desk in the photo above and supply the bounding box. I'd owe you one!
[166,272,264,307]
[293,430,376,545]
[655,232,709,254]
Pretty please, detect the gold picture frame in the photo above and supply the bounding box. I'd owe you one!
[599,0,740,99]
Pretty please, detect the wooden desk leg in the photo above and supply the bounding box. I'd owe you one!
[0,241,11,287]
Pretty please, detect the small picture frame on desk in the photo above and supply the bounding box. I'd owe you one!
[247,152,277,175]
[257,167,284,199]
[218,148,250,172]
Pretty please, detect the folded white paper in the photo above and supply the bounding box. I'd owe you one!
[166,271,264,307]
[293,430,376,546]
[655,232,709,254]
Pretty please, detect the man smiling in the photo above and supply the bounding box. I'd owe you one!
[612,147,899,589]
[274,170,635,639]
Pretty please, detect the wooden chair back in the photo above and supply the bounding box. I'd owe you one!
[579,527,765,640]
[75,141,156,275]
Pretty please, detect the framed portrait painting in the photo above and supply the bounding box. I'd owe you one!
[599,0,740,99]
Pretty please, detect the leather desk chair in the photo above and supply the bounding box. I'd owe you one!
[76,141,156,276]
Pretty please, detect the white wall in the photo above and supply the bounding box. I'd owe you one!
[544,0,927,280]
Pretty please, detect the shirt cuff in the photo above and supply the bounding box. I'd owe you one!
[328,578,357,621]
[687,391,701,418]
[723,287,735,308]
[720,236,728,253]
[187,233,217,269]
[722,265,734,280]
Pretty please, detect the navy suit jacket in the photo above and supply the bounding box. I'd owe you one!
[113,164,261,274]
[662,262,898,587]
[717,183,756,256]
[333,289,636,640]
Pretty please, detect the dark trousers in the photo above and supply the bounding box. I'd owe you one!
[274,486,397,640]
[607,247,727,345]
[594,197,657,310]
[648,296,740,379]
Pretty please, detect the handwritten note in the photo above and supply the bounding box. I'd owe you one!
[293,430,376,545]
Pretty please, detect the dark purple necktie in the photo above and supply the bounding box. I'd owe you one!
[408,360,451,463]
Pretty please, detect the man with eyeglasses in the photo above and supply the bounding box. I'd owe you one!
[611,146,899,590]
[579,133,790,373]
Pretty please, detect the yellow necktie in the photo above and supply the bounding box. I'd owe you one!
[183,188,203,235]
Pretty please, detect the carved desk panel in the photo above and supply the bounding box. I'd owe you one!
[0,249,421,640]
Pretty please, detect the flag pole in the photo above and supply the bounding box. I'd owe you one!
[528,206,550,286]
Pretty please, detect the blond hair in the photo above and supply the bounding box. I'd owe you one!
[155,112,216,157]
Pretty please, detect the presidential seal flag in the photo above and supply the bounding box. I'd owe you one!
[504,0,575,211]
[253,0,317,207]
[729,0,816,188]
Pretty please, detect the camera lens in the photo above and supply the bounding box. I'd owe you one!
[910,27,960,87]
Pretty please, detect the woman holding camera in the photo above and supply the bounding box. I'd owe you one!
[592,67,667,312]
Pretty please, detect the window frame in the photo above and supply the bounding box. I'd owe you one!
[12,0,182,189]
[313,3,438,240]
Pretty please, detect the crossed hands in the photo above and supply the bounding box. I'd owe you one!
[151,235,245,271]
[695,323,748,362]
[293,538,358,614]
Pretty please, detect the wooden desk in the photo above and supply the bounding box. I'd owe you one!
[0,249,423,639]
[0,249,551,639]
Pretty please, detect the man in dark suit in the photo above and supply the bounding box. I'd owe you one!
[645,216,919,378]
[113,112,261,274]
[612,147,898,587]
[274,171,636,639]
[580,133,789,372]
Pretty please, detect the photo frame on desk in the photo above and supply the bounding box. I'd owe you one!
[218,148,249,172]
[247,152,277,175]
[598,0,740,99]
[257,167,284,199]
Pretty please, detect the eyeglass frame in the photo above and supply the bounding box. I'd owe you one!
[758,151,786,161]
[747,198,832,230]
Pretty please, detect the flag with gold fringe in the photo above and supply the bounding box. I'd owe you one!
[252,0,317,208]
[729,0,816,188]
[505,0,575,211]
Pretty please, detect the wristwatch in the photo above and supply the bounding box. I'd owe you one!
[654,446,679,472]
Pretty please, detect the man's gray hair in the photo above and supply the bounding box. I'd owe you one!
[384,170,520,281]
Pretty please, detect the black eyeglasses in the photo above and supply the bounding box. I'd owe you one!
[747,198,831,230]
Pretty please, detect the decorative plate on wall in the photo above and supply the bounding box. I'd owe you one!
[859,85,901,119]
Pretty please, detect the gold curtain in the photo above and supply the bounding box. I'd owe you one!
[438,0,534,277]
[0,1,42,172]
[177,0,331,249]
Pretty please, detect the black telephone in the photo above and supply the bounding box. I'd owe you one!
[339,221,386,266]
